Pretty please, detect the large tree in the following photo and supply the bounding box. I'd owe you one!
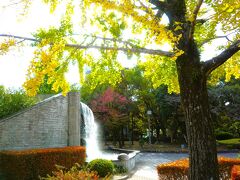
[89,87,129,147]
[0,0,239,179]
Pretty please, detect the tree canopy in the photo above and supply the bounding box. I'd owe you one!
[0,0,239,179]
[0,0,239,96]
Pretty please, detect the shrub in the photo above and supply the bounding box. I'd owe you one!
[113,165,128,174]
[87,159,114,177]
[216,131,234,140]
[0,86,37,119]
[40,163,101,180]
[231,165,240,180]
[0,146,86,180]
[157,157,240,180]
[139,138,144,148]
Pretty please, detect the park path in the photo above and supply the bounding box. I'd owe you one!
[126,152,237,180]
[127,152,188,180]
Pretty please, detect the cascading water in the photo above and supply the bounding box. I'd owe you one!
[80,102,102,161]
[80,102,139,171]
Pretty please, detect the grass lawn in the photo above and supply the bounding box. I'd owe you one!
[218,138,240,145]
[217,138,240,150]
[217,138,240,149]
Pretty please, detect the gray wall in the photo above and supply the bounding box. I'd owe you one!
[0,92,81,150]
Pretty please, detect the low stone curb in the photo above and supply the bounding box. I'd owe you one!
[113,174,129,180]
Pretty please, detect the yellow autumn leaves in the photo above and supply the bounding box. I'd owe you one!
[0,39,16,55]
[23,39,70,96]
[83,0,181,48]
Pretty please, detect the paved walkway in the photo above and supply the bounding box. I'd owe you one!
[127,153,188,180]
[126,152,237,180]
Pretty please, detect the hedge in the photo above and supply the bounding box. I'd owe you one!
[231,165,240,180]
[157,157,240,180]
[0,146,86,180]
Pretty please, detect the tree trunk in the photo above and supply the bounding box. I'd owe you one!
[156,127,160,143]
[176,47,219,179]
[157,0,220,177]
[161,128,167,139]
[121,127,125,146]
[131,115,134,145]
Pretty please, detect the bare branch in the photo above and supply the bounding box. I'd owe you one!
[200,31,236,46]
[203,40,240,76]
[135,0,150,12]
[0,34,174,57]
[1,0,22,8]
[196,18,208,24]
[65,44,173,56]
[189,0,203,40]
[91,36,139,49]
[0,34,38,42]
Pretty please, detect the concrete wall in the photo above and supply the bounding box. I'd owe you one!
[0,92,81,150]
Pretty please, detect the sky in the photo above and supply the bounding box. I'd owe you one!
[0,0,82,88]
[0,0,225,89]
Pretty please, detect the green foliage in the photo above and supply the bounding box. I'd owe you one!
[113,165,128,174]
[95,12,127,38]
[139,138,145,148]
[209,78,240,138]
[38,78,80,94]
[0,86,37,119]
[217,138,240,149]
[215,131,234,140]
[69,83,81,92]
[87,159,114,177]
[37,75,61,94]
[218,138,240,145]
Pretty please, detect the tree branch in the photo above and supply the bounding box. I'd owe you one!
[189,0,203,40]
[135,0,152,14]
[196,18,208,24]
[149,0,166,8]
[1,0,23,8]
[0,34,174,57]
[0,34,38,42]
[203,40,240,76]
[149,0,167,13]
[200,31,236,46]
[66,44,173,56]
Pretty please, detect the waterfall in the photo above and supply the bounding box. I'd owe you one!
[80,102,102,161]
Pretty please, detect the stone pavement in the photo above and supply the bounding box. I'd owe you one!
[127,152,188,180]
[122,152,237,180]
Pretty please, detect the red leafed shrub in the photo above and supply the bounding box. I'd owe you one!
[0,146,86,180]
[157,157,240,180]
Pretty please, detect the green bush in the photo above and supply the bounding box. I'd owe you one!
[87,159,114,177]
[215,131,234,140]
[139,138,144,148]
[0,86,37,119]
[113,165,128,174]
